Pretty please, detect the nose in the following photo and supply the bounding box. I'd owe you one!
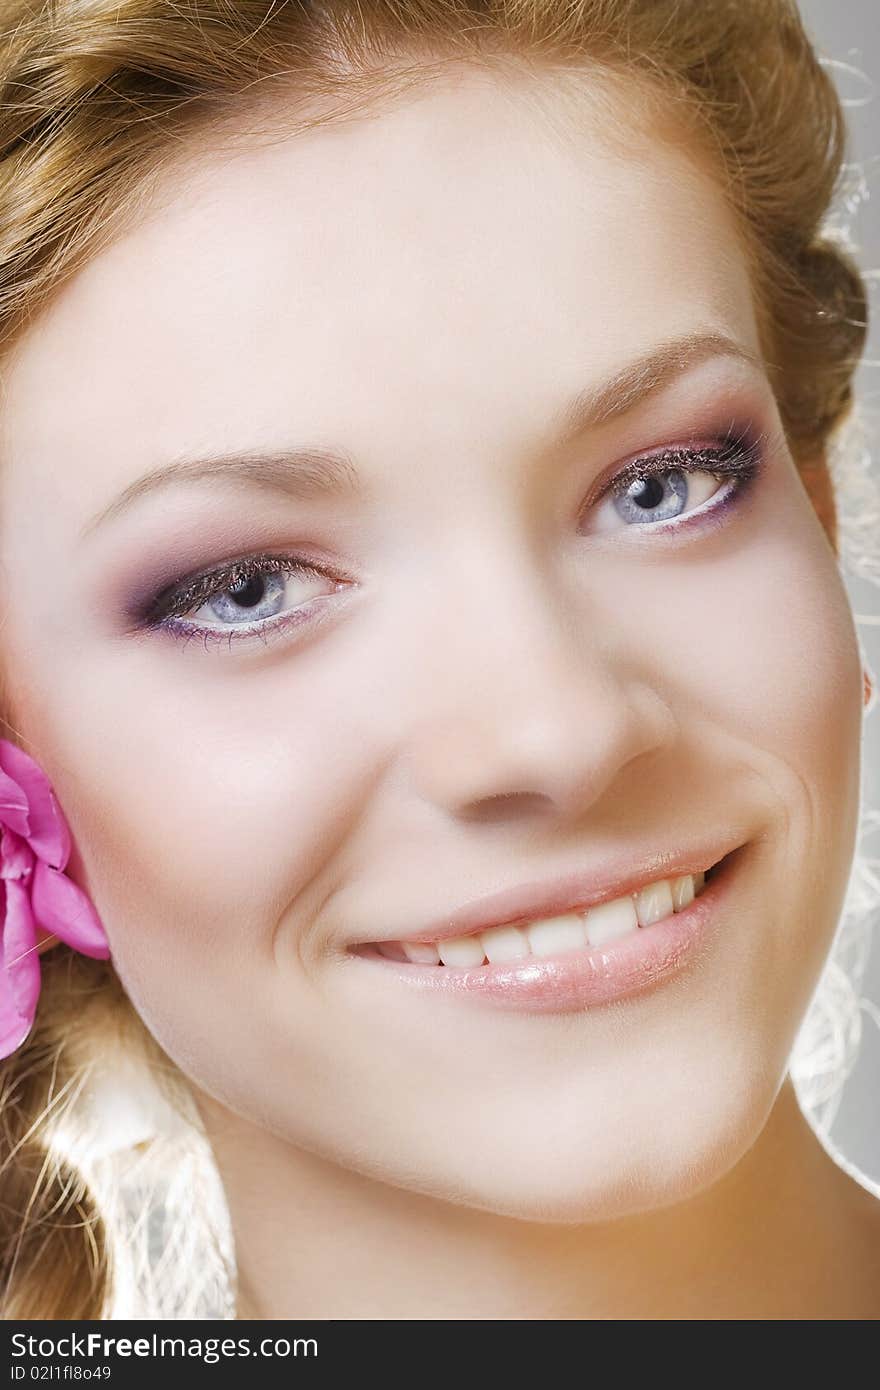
[404,547,678,826]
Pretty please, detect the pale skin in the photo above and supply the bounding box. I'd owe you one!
[0,64,878,1318]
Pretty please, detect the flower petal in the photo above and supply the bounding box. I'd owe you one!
[0,973,36,1057]
[0,763,30,838]
[0,739,71,870]
[31,858,110,959]
[0,880,39,1058]
[3,877,40,1019]
[0,826,35,880]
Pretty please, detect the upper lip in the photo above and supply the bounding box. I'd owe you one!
[358,837,746,947]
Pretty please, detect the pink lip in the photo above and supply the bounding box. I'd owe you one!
[350,843,747,1012]
[355,836,745,948]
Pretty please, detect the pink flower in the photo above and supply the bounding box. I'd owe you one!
[0,737,109,1059]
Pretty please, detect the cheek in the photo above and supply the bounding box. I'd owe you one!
[3,640,385,1036]
[649,477,863,1052]
[641,477,861,842]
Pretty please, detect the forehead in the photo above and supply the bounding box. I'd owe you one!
[0,68,757,518]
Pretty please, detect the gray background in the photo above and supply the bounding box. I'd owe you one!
[797,1,880,1183]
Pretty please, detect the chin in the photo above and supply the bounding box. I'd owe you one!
[398,1061,785,1225]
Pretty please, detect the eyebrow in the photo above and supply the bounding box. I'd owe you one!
[551,329,766,445]
[81,328,765,539]
[81,445,363,538]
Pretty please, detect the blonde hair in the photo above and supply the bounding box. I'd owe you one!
[0,0,874,1319]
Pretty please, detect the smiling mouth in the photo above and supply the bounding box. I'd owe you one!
[354,862,719,969]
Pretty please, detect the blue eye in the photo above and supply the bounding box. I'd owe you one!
[202,568,289,625]
[138,554,348,652]
[135,433,764,653]
[591,439,762,535]
[612,470,690,524]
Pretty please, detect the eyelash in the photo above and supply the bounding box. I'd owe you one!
[137,553,347,653]
[595,431,763,532]
[138,430,764,652]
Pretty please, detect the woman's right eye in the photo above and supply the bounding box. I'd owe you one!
[141,553,347,650]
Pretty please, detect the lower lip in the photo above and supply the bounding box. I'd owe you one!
[349,846,746,1013]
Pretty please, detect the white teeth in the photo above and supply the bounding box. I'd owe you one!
[402,940,441,964]
[437,934,486,967]
[670,873,695,912]
[634,879,675,927]
[525,913,588,958]
[584,895,638,946]
[480,924,531,963]
[376,869,709,967]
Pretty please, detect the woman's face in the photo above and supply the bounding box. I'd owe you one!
[0,68,863,1219]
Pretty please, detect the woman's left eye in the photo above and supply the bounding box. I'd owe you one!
[590,440,761,534]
